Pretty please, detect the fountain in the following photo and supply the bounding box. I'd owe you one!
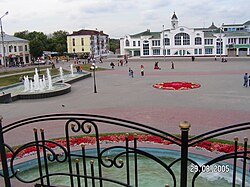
[70,64,74,77]
[46,68,53,90]
[0,67,91,102]
[59,66,64,83]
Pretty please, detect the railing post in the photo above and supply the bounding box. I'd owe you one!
[0,116,11,187]
[179,121,191,187]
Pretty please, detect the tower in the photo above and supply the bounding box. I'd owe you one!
[171,12,178,29]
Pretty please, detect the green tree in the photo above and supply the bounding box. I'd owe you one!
[109,39,120,53]
[14,31,48,59]
[50,30,68,55]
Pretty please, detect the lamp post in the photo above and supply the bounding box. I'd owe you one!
[0,11,8,69]
[162,25,166,62]
[90,63,97,93]
[219,23,223,62]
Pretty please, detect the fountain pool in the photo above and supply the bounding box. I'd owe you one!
[15,148,248,187]
[0,67,91,102]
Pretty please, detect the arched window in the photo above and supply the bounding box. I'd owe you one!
[125,39,130,47]
[195,37,202,45]
[164,38,170,45]
[174,33,190,45]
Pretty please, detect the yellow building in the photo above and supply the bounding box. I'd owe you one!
[67,29,109,58]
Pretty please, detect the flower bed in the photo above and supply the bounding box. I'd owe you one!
[153,81,201,90]
[4,134,249,159]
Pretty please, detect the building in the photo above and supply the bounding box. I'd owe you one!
[0,34,31,67]
[120,12,250,57]
[67,29,109,58]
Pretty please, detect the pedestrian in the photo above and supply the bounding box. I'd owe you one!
[154,62,161,70]
[110,62,115,69]
[140,65,144,76]
[171,61,175,69]
[243,73,248,87]
[128,67,132,76]
[130,69,134,78]
[248,75,250,87]
[192,56,195,62]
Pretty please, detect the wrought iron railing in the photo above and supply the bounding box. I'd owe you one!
[0,114,249,187]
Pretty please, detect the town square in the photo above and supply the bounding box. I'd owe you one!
[0,0,250,186]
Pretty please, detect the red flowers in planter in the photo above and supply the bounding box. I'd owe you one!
[3,134,249,159]
[153,81,201,90]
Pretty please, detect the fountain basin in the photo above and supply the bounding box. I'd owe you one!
[12,83,71,100]
[0,72,91,103]
[14,148,248,187]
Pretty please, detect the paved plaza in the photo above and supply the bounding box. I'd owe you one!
[1,57,250,145]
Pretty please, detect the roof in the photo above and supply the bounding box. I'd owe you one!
[243,20,250,25]
[130,30,161,39]
[68,29,108,36]
[208,22,218,30]
[1,34,28,42]
[172,12,178,19]
[224,31,250,37]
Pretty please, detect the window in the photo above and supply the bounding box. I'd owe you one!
[153,49,160,55]
[163,49,171,55]
[143,41,149,55]
[228,38,236,44]
[9,46,12,52]
[73,48,75,53]
[25,45,28,51]
[81,38,84,46]
[18,46,23,51]
[204,39,213,45]
[152,40,160,46]
[216,40,223,54]
[239,38,247,44]
[138,41,140,46]
[195,37,202,45]
[14,46,17,52]
[125,39,130,47]
[194,49,202,54]
[82,48,84,52]
[133,41,136,46]
[174,33,190,45]
[72,38,75,46]
[164,38,170,45]
[205,48,213,54]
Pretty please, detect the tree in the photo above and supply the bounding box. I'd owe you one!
[109,39,120,53]
[50,30,68,55]
[14,31,48,59]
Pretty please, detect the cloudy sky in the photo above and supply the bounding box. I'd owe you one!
[1,0,250,38]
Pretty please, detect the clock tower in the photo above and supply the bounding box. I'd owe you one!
[171,12,178,29]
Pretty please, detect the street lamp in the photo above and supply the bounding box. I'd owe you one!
[90,63,97,93]
[219,23,223,62]
[0,11,8,69]
[162,25,166,62]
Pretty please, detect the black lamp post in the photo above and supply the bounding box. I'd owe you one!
[90,63,97,93]
[0,11,8,69]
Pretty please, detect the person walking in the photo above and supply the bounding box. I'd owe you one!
[243,73,248,87]
[140,65,144,76]
[171,61,175,69]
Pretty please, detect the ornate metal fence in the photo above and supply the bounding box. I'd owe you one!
[0,114,249,187]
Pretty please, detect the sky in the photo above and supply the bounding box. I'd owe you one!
[1,0,250,39]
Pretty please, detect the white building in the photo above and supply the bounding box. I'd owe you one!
[0,34,31,67]
[120,12,250,57]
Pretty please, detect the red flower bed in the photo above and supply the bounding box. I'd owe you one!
[3,134,249,159]
[153,81,201,90]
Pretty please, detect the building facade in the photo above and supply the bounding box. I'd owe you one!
[0,34,31,67]
[120,12,250,57]
[67,29,109,58]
